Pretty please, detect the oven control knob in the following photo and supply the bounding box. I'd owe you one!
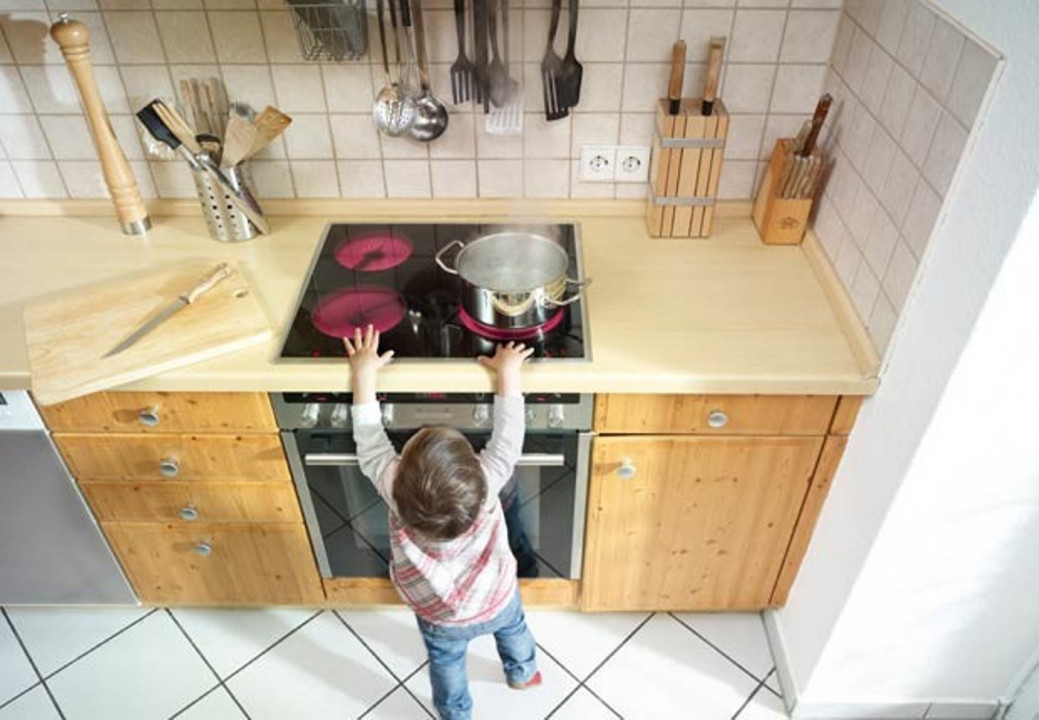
[472,404,490,426]
[300,403,320,428]
[330,403,350,428]
[548,404,565,428]
[381,404,395,427]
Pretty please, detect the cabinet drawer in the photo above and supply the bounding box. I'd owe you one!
[54,433,291,483]
[594,394,838,435]
[103,522,324,605]
[38,392,277,433]
[81,482,303,524]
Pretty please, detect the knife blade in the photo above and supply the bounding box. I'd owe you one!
[103,263,234,358]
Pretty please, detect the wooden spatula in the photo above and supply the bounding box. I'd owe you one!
[244,106,292,160]
[220,114,257,168]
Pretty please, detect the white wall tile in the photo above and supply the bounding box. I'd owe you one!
[816,194,850,263]
[431,159,477,198]
[219,65,275,109]
[330,114,382,159]
[384,160,431,198]
[150,159,198,198]
[781,10,840,63]
[723,114,765,160]
[882,237,918,311]
[615,182,647,199]
[1,12,61,66]
[271,65,326,113]
[337,159,385,198]
[250,159,296,197]
[571,113,620,156]
[621,63,670,113]
[95,65,131,114]
[829,150,861,223]
[0,66,33,112]
[620,113,656,146]
[11,159,67,197]
[878,63,914,140]
[0,160,22,197]
[626,9,681,63]
[850,261,880,323]
[155,11,217,64]
[843,100,877,174]
[901,180,940,259]
[868,291,897,355]
[862,205,898,278]
[291,160,339,198]
[525,113,571,158]
[771,64,828,114]
[680,9,734,61]
[846,182,878,248]
[524,158,569,198]
[879,146,918,227]
[759,113,807,160]
[899,84,941,167]
[430,112,476,159]
[859,43,892,115]
[919,15,965,101]
[730,10,785,62]
[478,159,523,197]
[720,64,775,113]
[476,120,522,158]
[842,25,872,94]
[0,25,12,64]
[258,10,298,63]
[64,12,116,65]
[322,64,374,113]
[834,227,863,288]
[110,114,145,160]
[568,63,624,113]
[381,133,429,160]
[120,65,175,110]
[831,12,854,75]
[717,158,756,199]
[40,114,95,159]
[0,114,51,158]
[845,0,881,35]
[923,110,967,197]
[946,38,998,128]
[208,10,268,63]
[574,10,629,63]
[105,11,166,63]
[281,114,333,159]
[861,125,895,194]
[895,1,935,77]
[58,159,106,197]
[875,0,909,55]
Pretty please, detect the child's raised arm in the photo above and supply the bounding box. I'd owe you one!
[477,343,533,497]
[344,325,397,498]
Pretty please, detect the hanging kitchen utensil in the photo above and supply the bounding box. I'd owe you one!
[555,0,582,109]
[487,0,523,134]
[541,0,566,121]
[408,0,449,142]
[486,0,508,108]
[473,0,489,113]
[398,0,422,99]
[221,114,257,168]
[49,14,149,236]
[449,0,474,104]
[374,0,416,135]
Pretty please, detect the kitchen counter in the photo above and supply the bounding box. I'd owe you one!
[0,199,878,396]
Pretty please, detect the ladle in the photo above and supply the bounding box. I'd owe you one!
[406,0,448,142]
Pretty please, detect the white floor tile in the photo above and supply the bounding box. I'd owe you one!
[673,611,774,679]
[525,610,651,680]
[587,614,758,720]
[171,607,320,679]
[335,609,428,679]
[227,611,398,719]
[0,619,37,706]
[46,611,217,720]
[4,606,146,677]
[0,685,60,720]
[173,687,247,720]
[737,687,789,719]
[766,671,782,696]
[550,686,620,719]
[363,685,433,719]
[405,632,579,719]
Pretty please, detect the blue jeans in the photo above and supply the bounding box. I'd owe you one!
[416,590,538,720]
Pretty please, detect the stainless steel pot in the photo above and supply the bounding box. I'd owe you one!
[435,232,591,329]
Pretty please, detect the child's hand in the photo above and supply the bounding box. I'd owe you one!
[478,342,533,397]
[344,325,394,403]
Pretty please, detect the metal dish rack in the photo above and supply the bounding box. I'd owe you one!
[285,0,369,61]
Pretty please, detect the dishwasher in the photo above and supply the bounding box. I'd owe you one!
[0,390,136,605]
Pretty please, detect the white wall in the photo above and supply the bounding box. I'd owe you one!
[774,0,1039,710]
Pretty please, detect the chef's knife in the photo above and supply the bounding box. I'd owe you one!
[701,36,725,116]
[103,263,234,358]
[668,40,686,115]
[800,93,833,157]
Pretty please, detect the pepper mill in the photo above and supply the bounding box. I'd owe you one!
[50,13,151,235]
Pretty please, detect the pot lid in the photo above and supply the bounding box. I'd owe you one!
[455,233,569,292]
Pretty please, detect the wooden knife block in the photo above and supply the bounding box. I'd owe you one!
[647,98,729,239]
[752,138,817,245]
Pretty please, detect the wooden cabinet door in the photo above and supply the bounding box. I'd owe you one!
[582,435,822,611]
[81,482,303,524]
[104,522,324,605]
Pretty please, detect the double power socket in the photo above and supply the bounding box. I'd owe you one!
[579,145,652,184]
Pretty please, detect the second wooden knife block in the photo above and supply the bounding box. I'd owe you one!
[647,98,729,239]
[752,138,818,245]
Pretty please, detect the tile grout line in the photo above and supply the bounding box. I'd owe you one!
[33,607,159,685]
[668,612,771,688]
[538,641,623,720]
[332,610,436,719]
[216,608,325,685]
[730,668,775,720]
[165,608,253,720]
[1,606,67,720]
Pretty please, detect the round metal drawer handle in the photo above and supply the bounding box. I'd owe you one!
[138,407,160,427]
[180,506,199,522]
[707,410,729,429]
[193,542,211,557]
[159,458,179,478]
[616,459,637,480]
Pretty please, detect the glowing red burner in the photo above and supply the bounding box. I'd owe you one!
[458,307,564,341]
[312,287,406,339]
[335,234,413,271]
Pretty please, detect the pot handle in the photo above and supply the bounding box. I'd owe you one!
[434,240,464,275]
[544,277,593,308]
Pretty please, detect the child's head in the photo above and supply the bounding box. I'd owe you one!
[393,426,487,541]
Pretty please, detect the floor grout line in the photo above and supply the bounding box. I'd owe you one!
[215,608,325,686]
[732,668,778,720]
[668,612,774,689]
[1,607,67,720]
[165,609,252,720]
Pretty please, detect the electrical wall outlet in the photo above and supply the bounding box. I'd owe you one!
[579,145,617,183]
[615,146,651,183]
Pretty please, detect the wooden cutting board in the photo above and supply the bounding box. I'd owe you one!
[25,261,271,406]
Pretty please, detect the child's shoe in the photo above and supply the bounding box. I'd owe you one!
[507,671,542,690]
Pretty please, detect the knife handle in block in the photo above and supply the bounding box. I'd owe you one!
[184,263,233,304]
[701,36,725,116]
[668,40,686,115]
[801,93,832,157]
[50,15,150,236]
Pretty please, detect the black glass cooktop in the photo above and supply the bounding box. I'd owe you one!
[278,223,589,361]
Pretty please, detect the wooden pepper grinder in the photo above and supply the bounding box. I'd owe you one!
[50,13,151,235]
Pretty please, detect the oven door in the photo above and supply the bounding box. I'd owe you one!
[282,429,592,580]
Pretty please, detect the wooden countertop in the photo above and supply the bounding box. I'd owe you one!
[0,199,878,396]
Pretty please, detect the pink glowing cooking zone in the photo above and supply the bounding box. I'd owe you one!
[334,234,414,271]
[311,287,407,339]
[458,306,565,340]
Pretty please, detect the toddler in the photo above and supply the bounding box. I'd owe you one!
[344,325,542,720]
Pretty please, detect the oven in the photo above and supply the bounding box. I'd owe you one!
[273,392,594,580]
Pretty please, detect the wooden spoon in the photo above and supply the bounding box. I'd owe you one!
[244,106,292,160]
[220,114,257,168]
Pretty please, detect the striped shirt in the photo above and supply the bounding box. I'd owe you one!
[351,395,523,627]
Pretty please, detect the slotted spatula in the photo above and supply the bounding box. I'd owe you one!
[555,0,582,109]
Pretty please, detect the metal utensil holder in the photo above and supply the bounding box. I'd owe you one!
[285,0,369,61]
[191,163,263,243]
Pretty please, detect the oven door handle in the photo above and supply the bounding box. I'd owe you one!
[303,453,566,467]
